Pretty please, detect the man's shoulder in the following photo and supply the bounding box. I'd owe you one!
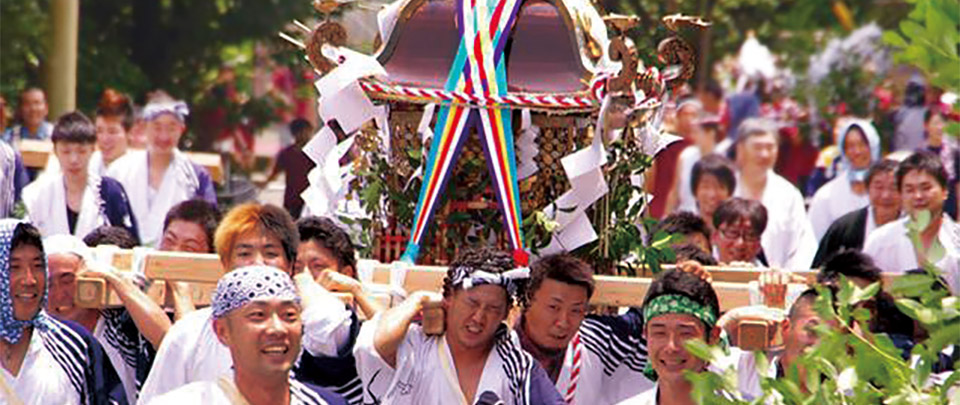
[830,207,869,231]
[166,308,214,340]
[864,217,909,250]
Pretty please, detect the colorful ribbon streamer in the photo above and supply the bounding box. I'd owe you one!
[400,0,528,265]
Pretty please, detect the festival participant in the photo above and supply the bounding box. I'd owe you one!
[697,80,725,122]
[83,225,139,249]
[296,216,383,318]
[691,154,737,232]
[292,216,382,404]
[21,112,139,240]
[618,269,722,405]
[156,199,222,319]
[812,160,901,267]
[258,118,317,219]
[106,93,217,247]
[712,197,768,266]
[1,87,53,144]
[515,254,654,404]
[159,199,221,254]
[922,107,958,219]
[44,89,136,177]
[354,247,565,405]
[653,211,712,254]
[666,99,710,213]
[0,139,28,217]
[0,219,127,404]
[139,203,355,403]
[145,266,346,405]
[734,118,817,270]
[648,97,699,219]
[737,287,836,399]
[864,152,960,277]
[807,120,881,240]
[43,234,171,404]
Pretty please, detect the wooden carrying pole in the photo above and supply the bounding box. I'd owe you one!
[77,249,874,311]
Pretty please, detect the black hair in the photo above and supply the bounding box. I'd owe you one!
[521,253,595,309]
[817,249,882,285]
[672,243,718,266]
[51,111,96,144]
[11,223,43,255]
[641,269,720,329]
[895,151,948,191]
[289,118,313,137]
[163,199,222,253]
[94,88,135,130]
[296,216,357,272]
[82,226,138,249]
[654,211,712,243]
[712,197,767,236]
[865,159,899,187]
[442,247,518,306]
[691,154,737,194]
[258,204,300,266]
[789,285,839,320]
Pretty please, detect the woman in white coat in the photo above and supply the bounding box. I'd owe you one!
[807,119,881,241]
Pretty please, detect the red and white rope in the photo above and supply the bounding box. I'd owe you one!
[564,333,583,404]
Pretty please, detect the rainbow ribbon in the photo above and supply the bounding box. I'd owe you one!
[400,0,528,265]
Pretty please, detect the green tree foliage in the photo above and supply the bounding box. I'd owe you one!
[1,0,311,110]
[883,0,960,93]
[0,1,50,101]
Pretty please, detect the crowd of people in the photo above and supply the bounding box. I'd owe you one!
[0,75,958,405]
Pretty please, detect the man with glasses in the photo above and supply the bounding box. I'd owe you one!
[711,197,768,266]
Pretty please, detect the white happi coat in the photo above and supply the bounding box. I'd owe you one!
[551,317,654,404]
[863,215,960,295]
[106,149,198,246]
[354,315,537,405]
[146,375,333,405]
[138,291,353,403]
[22,173,110,238]
[807,175,870,241]
[736,171,817,270]
[0,328,80,405]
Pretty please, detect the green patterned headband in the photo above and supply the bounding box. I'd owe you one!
[643,294,717,329]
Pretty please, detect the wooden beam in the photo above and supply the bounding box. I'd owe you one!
[17,140,224,183]
[142,251,224,283]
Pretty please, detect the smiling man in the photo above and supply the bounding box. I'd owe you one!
[619,269,721,405]
[515,254,653,404]
[145,266,345,405]
[354,247,564,405]
[864,152,960,282]
[139,203,356,403]
[0,220,126,404]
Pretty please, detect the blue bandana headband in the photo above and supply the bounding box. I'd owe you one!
[211,265,300,319]
[0,219,51,344]
[141,100,189,123]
